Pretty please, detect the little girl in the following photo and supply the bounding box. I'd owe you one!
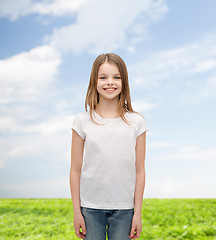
[70,53,148,240]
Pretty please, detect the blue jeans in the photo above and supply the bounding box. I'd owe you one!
[80,206,134,240]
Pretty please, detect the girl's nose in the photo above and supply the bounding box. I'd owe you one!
[107,77,114,83]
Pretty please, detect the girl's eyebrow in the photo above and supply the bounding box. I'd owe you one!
[98,73,121,76]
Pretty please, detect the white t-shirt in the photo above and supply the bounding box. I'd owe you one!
[71,110,148,210]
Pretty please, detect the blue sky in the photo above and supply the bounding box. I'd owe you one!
[0,0,215,198]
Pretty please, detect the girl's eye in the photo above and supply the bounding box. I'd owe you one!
[99,76,121,79]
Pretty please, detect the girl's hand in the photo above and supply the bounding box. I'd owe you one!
[129,213,142,239]
[74,212,86,239]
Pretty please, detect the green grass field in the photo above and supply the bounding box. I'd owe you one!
[0,199,215,239]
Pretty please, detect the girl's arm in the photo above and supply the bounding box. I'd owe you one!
[70,129,85,215]
[129,131,147,238]
[134,131,147,215]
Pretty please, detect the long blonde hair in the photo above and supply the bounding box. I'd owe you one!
[85,53,144,125]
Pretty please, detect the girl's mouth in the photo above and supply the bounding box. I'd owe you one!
[103,88,117,92]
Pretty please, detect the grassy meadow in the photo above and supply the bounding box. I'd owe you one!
[0,199,215,239]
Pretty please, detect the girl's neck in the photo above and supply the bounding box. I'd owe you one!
[95,104,124,119]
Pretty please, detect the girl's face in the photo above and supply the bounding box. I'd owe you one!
[97,62,122,101]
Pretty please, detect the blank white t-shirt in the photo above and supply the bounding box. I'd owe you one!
[71,110,148,210]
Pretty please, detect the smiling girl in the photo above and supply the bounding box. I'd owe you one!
[70,53,148,240]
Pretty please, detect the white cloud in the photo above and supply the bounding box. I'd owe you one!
[0,114,73,136]
[0,44,66,170]
[0,0,31,21]
[0,0,169,54]
[199,75,216,99]
[149,141,181,148]
[129,34,216,89]
[128,34,216,107]
[0,45,61,104]
[47,0,168,54]
[0,113,74,166]
[152,145,216,162]
[145,178,216,198]
[133,100,156,112]
[0,178,70,198]
[31,0,87,16]
[0,0,87,20]
[21,115,74,135]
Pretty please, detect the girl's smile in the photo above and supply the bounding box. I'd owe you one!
[103,88,117,92]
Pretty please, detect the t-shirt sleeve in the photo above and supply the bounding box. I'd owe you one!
[71,114,86,140]
[136,116,148,137]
